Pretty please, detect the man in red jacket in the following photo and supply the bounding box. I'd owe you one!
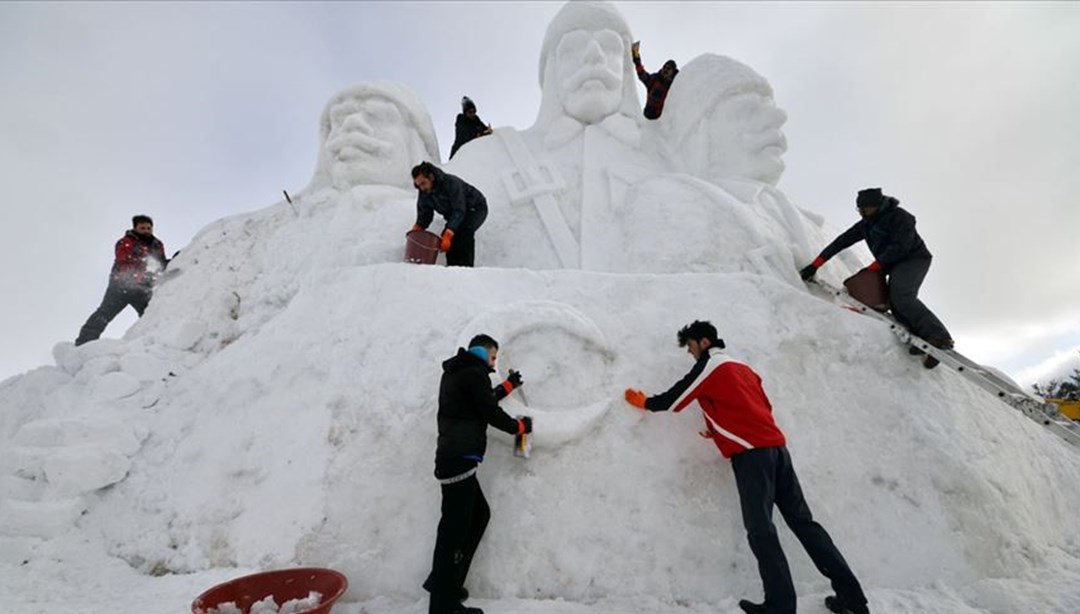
[75,215,167,346]
[624,321,869,614]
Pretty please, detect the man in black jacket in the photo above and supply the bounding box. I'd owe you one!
[424,334,529,614]
[411,161,489,267]
[799,188,953,365]
[449,96,493,159]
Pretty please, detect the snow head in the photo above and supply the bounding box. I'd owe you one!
[663,54,788,186]
[310,81,440,191]
[535,1,640,129]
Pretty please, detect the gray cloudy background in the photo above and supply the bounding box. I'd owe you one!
[2,1,1078,387]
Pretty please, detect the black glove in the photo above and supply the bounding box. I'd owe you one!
[799,264,818,281]
[507,369,524,389]
[520,415,532,434]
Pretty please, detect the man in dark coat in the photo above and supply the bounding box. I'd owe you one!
[632,40,678,120]
[424,334,529,614]
[624,321,870,614]
[799,188,953,363]
[75,215,167,346]
[449,96,493,160]
[411,161,488,267]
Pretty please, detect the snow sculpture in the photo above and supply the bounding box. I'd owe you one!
[637,53,857,276]
[307,81,440,191]
[445,0,657,270]
[455,301,615,449]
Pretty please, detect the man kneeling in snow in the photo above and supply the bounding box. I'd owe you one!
[424,334,529,614]
[624,320,869,614]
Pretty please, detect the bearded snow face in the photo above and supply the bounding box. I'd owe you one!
[553,29,625,125]
[702,92,789,186]
[323,96,421,189]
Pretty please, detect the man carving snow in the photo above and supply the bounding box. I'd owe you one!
[625,320,870,614]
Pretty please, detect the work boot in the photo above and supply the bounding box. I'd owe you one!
[923,355,940,369]
[825,594,870,614]
[429,594,483,614]
[738,599,768,613]
[908,346,926,356]
[927,338,954,350]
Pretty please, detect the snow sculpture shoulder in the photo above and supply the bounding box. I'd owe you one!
[662,53,788,186]
[308,80,440,191]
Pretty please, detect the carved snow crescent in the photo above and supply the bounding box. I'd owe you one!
[457,300,614,450]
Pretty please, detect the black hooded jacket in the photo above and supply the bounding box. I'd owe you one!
[449,113,488,159]
[818,196,932,270]
[434,348,519,479]
[415,167,488,234]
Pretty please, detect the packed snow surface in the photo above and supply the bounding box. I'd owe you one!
[2,2,1079,613]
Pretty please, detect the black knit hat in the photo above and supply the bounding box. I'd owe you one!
[461,96,476,112]
[856,187,884,209]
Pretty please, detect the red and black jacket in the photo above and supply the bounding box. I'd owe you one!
[634,58,677,120]
[646,347,786,458]
[110,230,167,289]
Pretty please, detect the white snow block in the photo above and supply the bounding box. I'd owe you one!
[0,497,85,539]
[14,418,142,455]
[0,536,42,564]
[41,446,133,496]
[91,371,141,400]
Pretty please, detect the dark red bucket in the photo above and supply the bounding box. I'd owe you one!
[405,230,441,265]
[191,567,348,614]
[844,268,889,312]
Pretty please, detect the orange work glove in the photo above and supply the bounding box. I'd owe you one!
[439,229,454,252]
[409,224,423,234]
[624,388,648,410]
[867,260,883,272]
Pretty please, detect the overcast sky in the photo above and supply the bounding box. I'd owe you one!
[2,1,1078,388]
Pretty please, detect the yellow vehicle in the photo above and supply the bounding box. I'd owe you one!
[1047,398,1080,420]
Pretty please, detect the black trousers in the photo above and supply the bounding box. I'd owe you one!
[75,283,151,346]
[425,475,490,609]
[446,229,476,268]
[731,447,866,613]
[887,257,951,342]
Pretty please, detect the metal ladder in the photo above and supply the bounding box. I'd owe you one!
[809,279,1080,449]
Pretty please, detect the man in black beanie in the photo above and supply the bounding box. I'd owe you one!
[799,188,953,367]
[449,96,493,159]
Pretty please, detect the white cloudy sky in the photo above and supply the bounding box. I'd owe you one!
[1,1,1078,388]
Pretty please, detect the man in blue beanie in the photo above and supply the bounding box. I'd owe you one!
[424,334,529,614]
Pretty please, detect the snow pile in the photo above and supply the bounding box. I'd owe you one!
[2,2,1080,613]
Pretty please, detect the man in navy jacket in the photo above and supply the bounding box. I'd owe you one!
[411,162,488,267]
[800,187,953,363]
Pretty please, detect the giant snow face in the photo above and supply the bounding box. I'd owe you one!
[553,29,626,125]
[323,96,421,189]
[702,92,788,186]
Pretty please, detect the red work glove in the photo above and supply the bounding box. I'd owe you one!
[867,260,883,272]
[624,388,648,410]
[517,416,532,435]
[439,229,454,252]
[408,224,423,234]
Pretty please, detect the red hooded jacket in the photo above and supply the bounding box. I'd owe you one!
[646,347,786,458]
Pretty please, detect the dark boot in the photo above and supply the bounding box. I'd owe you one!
[923,355,940,369]
[429,593,483,614]
[825,594,870,614]
[738,599,768,613]
[908,346,925,356]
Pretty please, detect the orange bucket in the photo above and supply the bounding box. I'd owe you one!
[191,567,348,614]
[405,230,441,265]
